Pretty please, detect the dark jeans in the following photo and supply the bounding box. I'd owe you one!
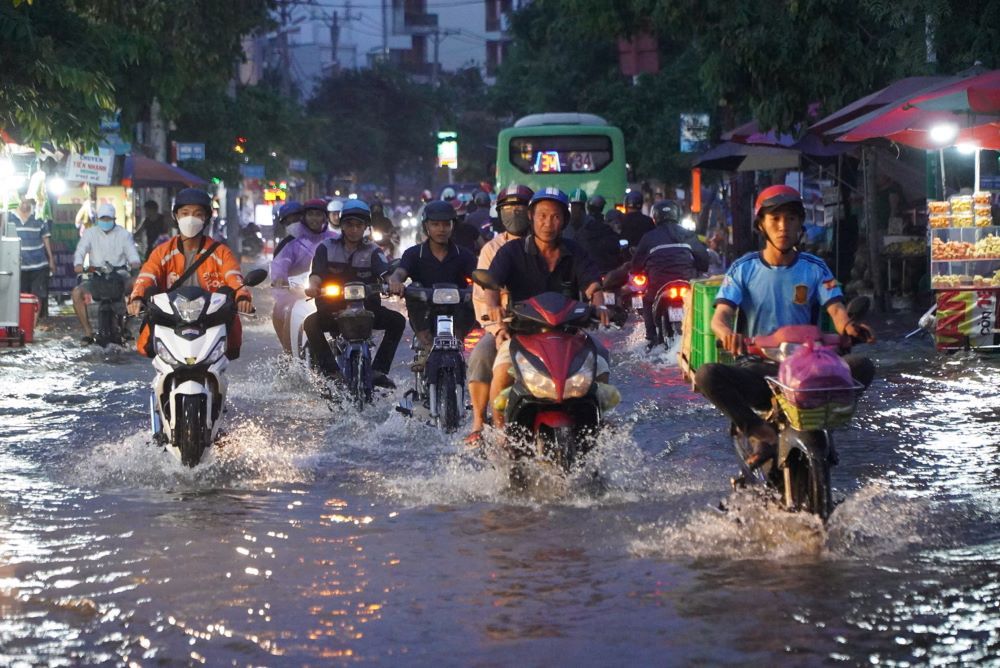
[641,289,662,342]
[21,267,50,317]
[304,305,405,375]
[404,299,475,342]
[694,354,876,433]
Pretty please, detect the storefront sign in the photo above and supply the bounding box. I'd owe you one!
[680,114,710,153]
[65,149,115,186]
[437,131,458,169]
[935,288,1000,350]
[240,164,265,179]
[288,158,308,172]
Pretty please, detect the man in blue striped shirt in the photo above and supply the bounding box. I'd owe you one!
[11,194,56,318]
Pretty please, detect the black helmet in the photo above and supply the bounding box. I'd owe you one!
[624,190,643,209]
[422,200,456,223]
[651,200,683,226]
[473,191,491,207]
[173,188,213,215]
[586,194,606,214]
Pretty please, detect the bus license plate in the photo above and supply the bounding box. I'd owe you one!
[669,307,684,322]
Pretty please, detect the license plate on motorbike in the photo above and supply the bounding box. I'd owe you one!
[669,307,684,322]
[632,296,643,310]
[602,291,616,306]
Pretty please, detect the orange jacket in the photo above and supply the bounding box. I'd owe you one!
[130,235,251,303]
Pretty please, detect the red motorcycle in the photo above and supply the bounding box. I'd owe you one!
[473,271,621,478]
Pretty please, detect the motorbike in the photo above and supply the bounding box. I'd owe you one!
[314,279,383,410]
[241,223,264,257]
[396,283,473,431]
[728,298,870,520]
[471,270,622,478]
[82,263,130,347]
[146,268,268,467]
[649,279,690,347]
[370,228,399,260]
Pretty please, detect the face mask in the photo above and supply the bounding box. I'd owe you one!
[97,219,115,232]
[177,215,205,238]
[500,208,530,236]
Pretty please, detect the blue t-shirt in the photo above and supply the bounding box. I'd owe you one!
[11,212,50,271]
[715,252,843,337]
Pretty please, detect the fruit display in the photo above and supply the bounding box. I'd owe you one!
[975,191,993,206]
[932,237,974,260]
[928,200,951,215]
[950,195,974,214]
[930,214,951,228]
[954,213,975,228]
[883,239,927,256]
[931,269,1000,289]
[975,204,993,227]
[973,234,1000,258]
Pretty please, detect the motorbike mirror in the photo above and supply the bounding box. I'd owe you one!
[846,295,871,320]
[244,268,269,287]
[602,266,628,291]
[470,269,500,291]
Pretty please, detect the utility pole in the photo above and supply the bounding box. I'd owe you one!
[430,28,460,87]
[381,0,388,59]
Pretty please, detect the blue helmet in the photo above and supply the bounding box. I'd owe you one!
[528,187,570,212]
[340,199,372,224]
[173,188,213,215]
[277,201,303,222]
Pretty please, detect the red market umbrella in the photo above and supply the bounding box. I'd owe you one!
[836,106,1000,149]
[908,69,1000,114]
[122,154,206,188]
[811,76,952,136]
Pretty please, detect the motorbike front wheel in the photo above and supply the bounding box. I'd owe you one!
[349,350,373,411]
[783,449,833,520]
[175,394,209,467]
[538,425,577,473]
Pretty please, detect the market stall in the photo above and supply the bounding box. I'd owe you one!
[928,191,1000,350]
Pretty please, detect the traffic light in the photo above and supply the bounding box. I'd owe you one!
[233,135,247,154]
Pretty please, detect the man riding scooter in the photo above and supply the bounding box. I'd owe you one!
[630,200,710,349]
[693,185,876,469]
[387,200,477,365]
[128,188,254,359]
[304,199,403,389]
[483,188,610,429]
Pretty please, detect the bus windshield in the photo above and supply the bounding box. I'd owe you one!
[509,135,613,174]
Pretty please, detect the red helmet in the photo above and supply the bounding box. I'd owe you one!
[496,183,534,207]
[302,198,328,212]
[754,185,804,218]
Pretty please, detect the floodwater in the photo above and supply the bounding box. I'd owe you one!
[1,298,999,666]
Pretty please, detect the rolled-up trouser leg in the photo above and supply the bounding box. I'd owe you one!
[467,331,497,384]
[694,360,776,433]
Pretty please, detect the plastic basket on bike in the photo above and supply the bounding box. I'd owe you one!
[89,273,125,301]
[336,309,374,340]
[767,378,863,431]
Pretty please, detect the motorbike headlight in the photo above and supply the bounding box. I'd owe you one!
[343,284,367,300]
[564,352,596,398]
[206,337,227,364]
[514,352,558,400]
[432,287,460,304]
[154,338,182,367]
[372,231,384,242]
[174,295,205,323]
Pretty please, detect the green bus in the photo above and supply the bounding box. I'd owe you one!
[495,113,627,211]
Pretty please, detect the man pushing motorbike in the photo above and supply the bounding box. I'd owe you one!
[694,185,876,469]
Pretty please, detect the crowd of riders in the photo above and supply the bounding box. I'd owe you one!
[70,178,875,474]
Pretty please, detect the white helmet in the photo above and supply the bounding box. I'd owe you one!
[441,187,456,201]
[327,198,344,213]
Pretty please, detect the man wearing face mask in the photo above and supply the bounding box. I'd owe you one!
[464,183,533,443]
[72,203,142,344]
[128,188,253,359]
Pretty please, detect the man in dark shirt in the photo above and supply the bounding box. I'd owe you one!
[576,194,623,273]
[484,188,609,426]
[388,200,477,351]
[619,190,655,250]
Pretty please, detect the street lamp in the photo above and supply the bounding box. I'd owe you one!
[49,176,68,196]
[929,123,959,145]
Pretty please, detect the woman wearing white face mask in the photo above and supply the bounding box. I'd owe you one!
[128,188,254,359]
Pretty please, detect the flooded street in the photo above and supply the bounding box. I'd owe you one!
[2,303,999,665]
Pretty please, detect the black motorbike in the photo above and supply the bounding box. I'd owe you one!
[315,280,379,410]
[397,283,473,432]
[241,223,264,256]
[83,264,130,346]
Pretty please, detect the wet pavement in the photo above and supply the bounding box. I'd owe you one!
[2,295,999,665]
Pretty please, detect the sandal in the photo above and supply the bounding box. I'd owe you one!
[463,430,484,447]
[80,335,96,346]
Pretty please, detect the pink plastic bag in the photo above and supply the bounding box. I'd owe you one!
[777,342,855,408]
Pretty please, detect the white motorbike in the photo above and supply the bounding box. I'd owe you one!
[147,268,268,467]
